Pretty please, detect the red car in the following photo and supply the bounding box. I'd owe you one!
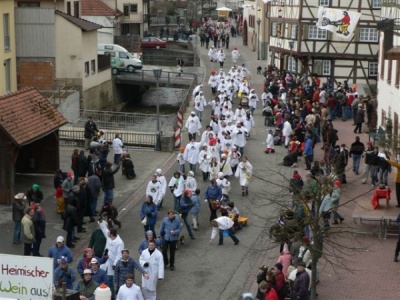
[140,37,167,49]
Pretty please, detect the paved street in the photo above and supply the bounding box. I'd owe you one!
[1,34,400,300]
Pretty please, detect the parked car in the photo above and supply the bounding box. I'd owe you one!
[98,44,142,73]
[140,37,167,49]
[111,57,128,75]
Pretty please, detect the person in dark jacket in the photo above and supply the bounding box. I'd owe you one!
[77,178,94,226]
[290,261,310,300]
[369,146,380,186]
[13,193,27,244]
[256,265,268,300]
[26,184,43,205]
[179,190,195,240]
[84,116,98,150]
[121,153,136,180]
[378,151,391,185]
[88,228,107,257]
[332,144,349,184]
[353,103,365,134]
[32,203,46,256]
[362,141,374,184]
[76,150,88,178]
[204,179,223,221]
[62,198,79,248]
[87,173,101,217]
[102,162,121,204]
[99,202,122,229]
[349,136,365,175]
[54,169,67,189]
[139,196,158,236]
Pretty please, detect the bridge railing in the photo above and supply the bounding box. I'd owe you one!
[134,69,197,85]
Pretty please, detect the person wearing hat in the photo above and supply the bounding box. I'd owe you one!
[145,175,162,209]
[114,249,149,294]
[185,171,197,193]
[231,47,240,63]
[231,122,248,156]
[242,292,255,300]
[48,236,73,269]
[12,193,27,244]
[21,207,35,256]
[90,258,108,285]
[26,184,43,206]
[192,83,203,97]
[75,268,99,300]
[194,91,208,122]
[139,240,164,299]
[208,69,219,95]
[354,102,365,133]
[288,260,310,300]
[139,195,158,236]
[54,256,75,289]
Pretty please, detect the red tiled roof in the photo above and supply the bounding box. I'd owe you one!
[81,0,121,16]
[0,87,68,146]
[55,10,102,31]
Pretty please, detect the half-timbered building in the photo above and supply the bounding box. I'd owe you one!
[268,0,381,92]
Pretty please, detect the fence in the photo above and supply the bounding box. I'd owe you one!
[60,109,176,133]
[59,126,157,149]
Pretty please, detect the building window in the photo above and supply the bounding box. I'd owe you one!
[313,60,331,76]
[290,24,297,39]
[130,4,138,13]
[3,13,10,51]
[271,22,277,36]
[319,0,330,6]
[74,1,79,18]
[123,4,130,16]
[84,62,89,76]
[287,56,297,73]
[91,59,96,74]
[381,109,386,127]
[67,1,71,15]
[4,59,11,93]
[308,25,327,40]
[369,62,378,77]
[359,28,378,42]
[372,0,382,8]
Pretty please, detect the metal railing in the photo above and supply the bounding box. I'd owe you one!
[118,69,197,83]
[62,109,176,133]
[59,127,157,149]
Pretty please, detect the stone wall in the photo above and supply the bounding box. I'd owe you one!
[82,79,116,110]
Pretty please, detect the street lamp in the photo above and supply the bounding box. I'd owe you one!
[288,39,295,71]
[257,18,261,61]
[153,67,162,151]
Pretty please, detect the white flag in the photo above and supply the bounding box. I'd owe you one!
[316,6,361,40]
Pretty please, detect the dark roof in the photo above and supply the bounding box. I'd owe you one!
[0,87,68,146]
[55,10,102,31]
[81,0,121,16]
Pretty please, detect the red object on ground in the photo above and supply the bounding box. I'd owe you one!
[371,187,391,209]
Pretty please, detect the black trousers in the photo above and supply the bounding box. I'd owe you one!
[162,240,177,267]
[396,182,400,206]
[395,238,400,257]
[24,243,32,256]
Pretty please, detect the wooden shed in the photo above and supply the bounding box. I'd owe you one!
[0,87,68,205]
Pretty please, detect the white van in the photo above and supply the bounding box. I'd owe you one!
[98,44,142,72]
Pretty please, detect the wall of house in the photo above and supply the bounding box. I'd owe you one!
[0,129,15,205]
[82,15,114,44]
[17,58,55,89]
[0,0,18,95]
[81,76,116,110]
[55,16,82,80]
[81,30,105,91]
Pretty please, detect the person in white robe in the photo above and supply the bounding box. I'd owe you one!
[282,118,293,148]
[116,274,144,300]
[194,92,208,121]
[185,171,197,192]
[234,156,253,196]
[198,146,210,182]
[265,129,275,153]
[146,174,162,207]
[183,139,202,173]
[139,241,164,300]
[155,169,167,209]
[185,112,202,140]
[231,47,240,63]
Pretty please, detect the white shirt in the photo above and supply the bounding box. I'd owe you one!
[116,283,144,300]
[185,115,202,134]
[210,216,234,240]
[112,138,124,155]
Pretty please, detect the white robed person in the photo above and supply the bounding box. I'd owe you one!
[235,156,253,196]
[139,240,164,300]
[231,47,240,63]
[183,138,202,173]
